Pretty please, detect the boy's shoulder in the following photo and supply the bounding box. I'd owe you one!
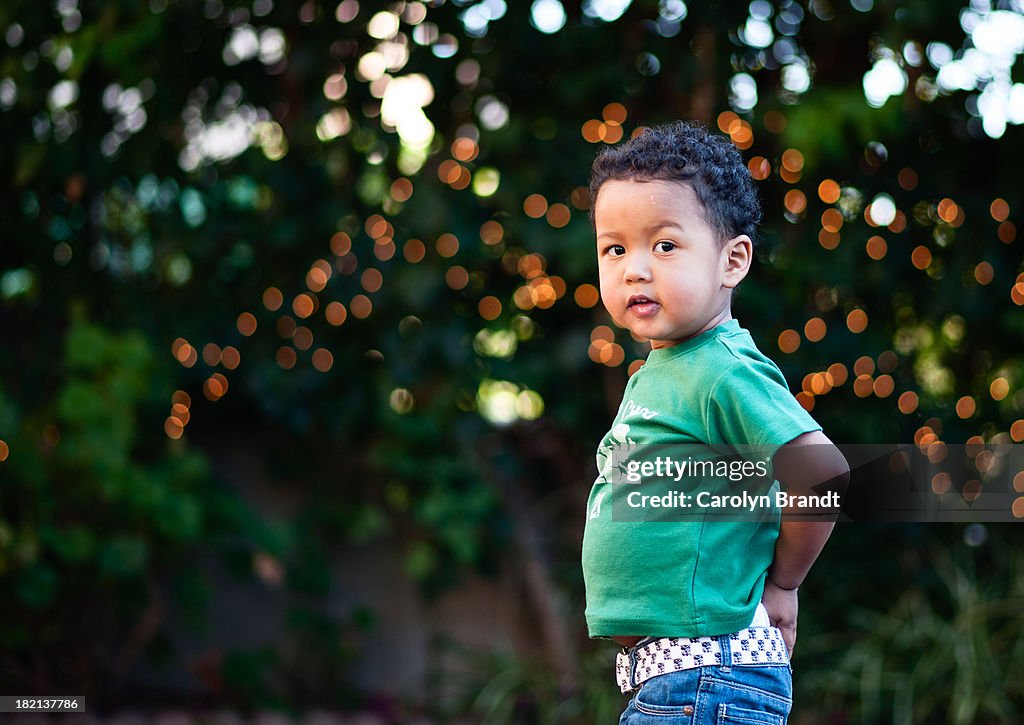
[696,322,820,452]
[710,323,791,392]
[713,321,782,366]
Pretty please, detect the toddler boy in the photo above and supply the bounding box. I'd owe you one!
[581,121,848,723]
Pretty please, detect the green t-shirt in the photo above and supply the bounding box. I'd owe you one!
[581,319,821,638]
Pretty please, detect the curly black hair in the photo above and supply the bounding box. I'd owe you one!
[589,121,762,245]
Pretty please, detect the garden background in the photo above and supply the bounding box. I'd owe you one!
[3,0,1024,722]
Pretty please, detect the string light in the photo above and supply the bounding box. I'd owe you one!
[292,293,316,318]
[990,377,1009,400]
[436,233,459,257]
[350,295,372,318]
[574,284,599,308]
[956,396,976,419]
[276,316,296,339]
[222,346,240,369]
[748,156,771,180]
[263,287,283,311]
[403,239,426,263]
[898,391,919,413]
[866,235,887,260]
[391,178,413,201]
[325,301,348,326]
[445,265,468,290]
[897,168,918,190]
[330,232,352,256]
[478,296,502,320]
[911,245,932,270]
[546,203,571,228]
[312,348,334,372]
[784,190,807,214]
[293,327,313,351]
[818,179,840,203]
[480,220,504,245]
[202,343,221,366]
[777,329,800,353]
[361,268,383,293]
[846,309,868,333]
[804,317,826,342]
[523,193,548,218]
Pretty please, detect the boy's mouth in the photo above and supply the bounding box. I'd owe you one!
[627,295,659,317]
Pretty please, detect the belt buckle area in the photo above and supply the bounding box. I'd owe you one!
[615,649,636,694]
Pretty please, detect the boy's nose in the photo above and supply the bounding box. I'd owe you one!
[623,257,652,283]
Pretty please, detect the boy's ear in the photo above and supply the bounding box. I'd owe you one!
[722,235,753,289]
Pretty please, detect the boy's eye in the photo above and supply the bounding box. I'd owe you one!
[606,244,626,257]
[655,240,676,252]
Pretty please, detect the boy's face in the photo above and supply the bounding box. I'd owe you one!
[594,179,751,349]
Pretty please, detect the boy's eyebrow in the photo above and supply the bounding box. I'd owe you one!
[596,222,685,241]
[646,221,685,234]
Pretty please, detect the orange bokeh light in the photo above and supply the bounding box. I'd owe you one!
[846,309,868,333]
[523,193,549,218]
[292,293,316,319]
[575,284,599,308]
[804,317,826,342]
[237,312,257,336]
[478,296,502,320]
[818,179,840,204]
[777,329,801,353]
[898,391,919,414]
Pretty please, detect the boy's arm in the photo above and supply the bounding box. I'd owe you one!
[763,430,849,656]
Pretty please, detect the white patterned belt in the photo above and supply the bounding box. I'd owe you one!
[615,627,789,694]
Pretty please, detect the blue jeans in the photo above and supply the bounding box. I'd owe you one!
[618,634,793,724]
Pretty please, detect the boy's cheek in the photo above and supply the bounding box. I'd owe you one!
[597,292,621,322]
[595,282,617,316]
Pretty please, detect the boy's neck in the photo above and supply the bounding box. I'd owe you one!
[649,308,735,350]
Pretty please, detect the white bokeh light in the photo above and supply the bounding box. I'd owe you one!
[970,9,1024,60]
[48,79,78,109]
[931,7,1024,137]
[477,380,520,426]
[781,63,811,93]
[531,0,566,33]
[583,0,633,22]
[868,193,896,226]
[741,17,773,48]
[367,11,400,40]
[357,51,388,81]
[862,57,907,107]
[258,28,286,65]
[926,41,954,69]
[659,0,687,22]
[1009,82,1024,124]
[381,74,435,146]
[462,5,490,35]
[476,94,509,130]
[223,25,259,65]
[729,73,758,112]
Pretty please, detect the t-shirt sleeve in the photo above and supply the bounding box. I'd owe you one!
[704,357,822,463]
